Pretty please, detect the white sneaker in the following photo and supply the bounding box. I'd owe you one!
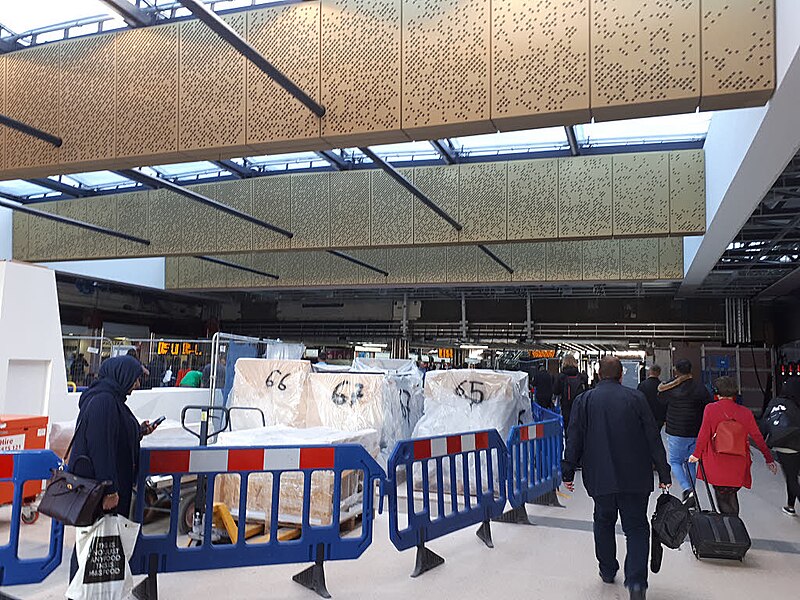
[782,506,796,517]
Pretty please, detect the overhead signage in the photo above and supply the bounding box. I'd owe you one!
[529,349,556,359]
[438,348,454,359]
[157,342,203,357]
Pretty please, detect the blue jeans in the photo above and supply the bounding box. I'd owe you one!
[593,493,650,590]
[668,435,697,492]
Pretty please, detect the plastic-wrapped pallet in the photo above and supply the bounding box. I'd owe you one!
[412,369,531,495]
[303,372,386,434]
[351,358,425,462]
[213,426,379,527]
[226,358,312,429]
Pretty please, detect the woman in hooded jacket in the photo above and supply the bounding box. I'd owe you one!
[67,355,159,583]
[761,378,800,516]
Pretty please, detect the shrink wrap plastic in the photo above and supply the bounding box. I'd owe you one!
[214,426,379,526]
[227,358,312,429]
[304,373,386,433]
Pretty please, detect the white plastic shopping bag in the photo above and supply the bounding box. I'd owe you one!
[66,515,140,600]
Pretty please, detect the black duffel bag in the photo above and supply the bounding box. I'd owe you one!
[38,443,110,527]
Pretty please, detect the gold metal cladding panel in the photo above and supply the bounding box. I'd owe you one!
[402,0,493,138]
[659,237,684,279]
[80,196,119,259]
[60,35,116,165]
[116,191,151,257]
[183,184,224,255]
[247,3,321,150]
[56,200,85,260]
[115,24,179,160]
[148,188,190,255]
[179,14,246,153]
[11,211,27,260]
[250,252,279,287]
[290,173,330,249]
[329,251,362,285]
[203,255,230,289]
[701,0,775,111]
[386,247,416,284]
[492,0,590,130]
[272,251,303,286]
[251,175,292,250]
[413,165,459,245]
[330,170,371,247]
[620,238,660,280]
[214,179,254,254]
[477,243,513,282]
[591,0,699,121]
[303,251,333,286]
[321,0,403,144]
[417,247,448,284]
[512,243,547,282]
[371,169,414,247]
[582,239,620,281]
[612,152,670,236]
[547,240,583,281]
[351,248,389,285]
[458,162,508,243]
[670,149,706,234]
[26,204,61,262]
[165,256,180,289]
[558,156,612,238]
[5,45,61,170]
[507,159,559,240]
[446,245,478,283]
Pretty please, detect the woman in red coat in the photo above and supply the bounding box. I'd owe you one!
[689,376,777,515]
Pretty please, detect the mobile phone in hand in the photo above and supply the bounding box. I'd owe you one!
[152,415,167,427]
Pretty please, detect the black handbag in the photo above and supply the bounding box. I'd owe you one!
[38,434,111,527]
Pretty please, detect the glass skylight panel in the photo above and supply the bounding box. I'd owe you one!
[369,141,440,162]
[0,0,112,35]
[0,180,52,197]
[151,161,221,178]
[454,127,569,156]
[247,152,326,170]
[576,113,712,147]
[68,171,132,189]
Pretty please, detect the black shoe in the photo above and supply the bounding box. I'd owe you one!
[600,572,616,584]
[629,587,646,600]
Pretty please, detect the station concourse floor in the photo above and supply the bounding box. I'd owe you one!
[5,458,799,600]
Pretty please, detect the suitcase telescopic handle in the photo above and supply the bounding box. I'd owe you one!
[687,459,719,513]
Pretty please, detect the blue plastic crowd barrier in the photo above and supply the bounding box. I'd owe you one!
[499,407,563,525]
[0,450,64,588]
[130,443,384,599]
[386,429,507,577]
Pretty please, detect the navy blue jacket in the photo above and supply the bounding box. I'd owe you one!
[562,379,671,497]
[68,356,143,516]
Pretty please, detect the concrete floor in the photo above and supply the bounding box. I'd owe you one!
[3,458,799,600]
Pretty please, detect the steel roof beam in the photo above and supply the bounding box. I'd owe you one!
[430,139,459,165]
[213,159,256,178]
[26,177,95,198]
[196,255,279,280]
[359,147,462,231]
[327,250,389,277]
[565,125,580,156]
[0,113,62,147]
[97,0,156,28]
[0,197,150,245]
[315,150,351,171]
[177,0,325,118]
[478,244,514,274]
[118,168,293,238]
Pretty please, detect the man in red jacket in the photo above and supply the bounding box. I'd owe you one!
[690,376,777,515]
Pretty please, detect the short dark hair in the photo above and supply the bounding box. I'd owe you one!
[649,364,662,376]
[599,356,623,380]
[674,359,692,375]
[318,351,328,361]
[714,376,738,398]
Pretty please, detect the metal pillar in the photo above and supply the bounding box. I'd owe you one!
[401,293,409,340]
[460,293,468,341]
[430,139,459,165]
[0,197,150,245]
[316,151,352,171]
[118,169,293,238]
[98,0,156,27]
[0,113,62,147]
[526,291,533,342]
[195,256,279,280]
[359,147,462,231]
[327,250,388,277]
[177,0,325,117]
[565,125,580,156]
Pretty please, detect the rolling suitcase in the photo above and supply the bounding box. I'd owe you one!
[687,461,751,561]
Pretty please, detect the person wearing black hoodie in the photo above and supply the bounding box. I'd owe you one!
[657,359,712,504]
[533,366,554,409]
[761,378,800,516]
[555,355,589,436]
[67,355,160,583]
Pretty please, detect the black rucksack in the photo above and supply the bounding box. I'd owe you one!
[564,375,586,404]
[650,492,690,573]
[763,399,800,450]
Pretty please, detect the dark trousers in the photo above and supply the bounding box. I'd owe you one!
[593,493,650,590]
[713,486,741,515]
[776,452,800,507]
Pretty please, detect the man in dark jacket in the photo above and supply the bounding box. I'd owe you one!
[761,378,800,516]
[533,366,554,409]
[637,365,665,430]
[657,359,712,503]
[563,356,670,600]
